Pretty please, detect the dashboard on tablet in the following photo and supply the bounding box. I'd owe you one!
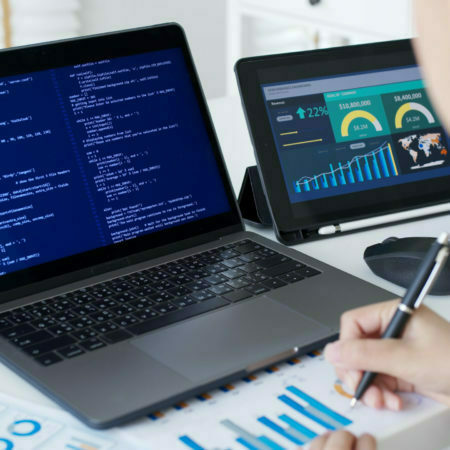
[261,65,450,204]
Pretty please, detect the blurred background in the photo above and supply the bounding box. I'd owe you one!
[0,0,413,99]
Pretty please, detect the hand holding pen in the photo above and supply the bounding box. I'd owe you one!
[324,233,450,410]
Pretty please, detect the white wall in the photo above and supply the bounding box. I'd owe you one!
[79,0,227,98]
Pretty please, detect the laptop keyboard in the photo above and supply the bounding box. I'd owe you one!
[0,240,321,366]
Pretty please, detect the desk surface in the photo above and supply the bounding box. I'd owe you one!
[0,95,449,444]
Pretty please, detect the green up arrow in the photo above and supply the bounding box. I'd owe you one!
[296,107,306,119]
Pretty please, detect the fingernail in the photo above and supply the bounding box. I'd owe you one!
[324,341,341,362]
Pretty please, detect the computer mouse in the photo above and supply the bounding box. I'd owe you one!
[364,236,450,295]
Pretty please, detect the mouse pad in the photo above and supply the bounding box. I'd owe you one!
[131,296,331,383]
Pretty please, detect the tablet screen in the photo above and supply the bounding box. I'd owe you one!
[261,65,450,204]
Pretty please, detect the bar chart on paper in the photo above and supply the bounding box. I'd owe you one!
[118,352,442,450]
[293,142,399,193]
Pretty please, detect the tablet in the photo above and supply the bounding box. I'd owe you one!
[236,40,450,244]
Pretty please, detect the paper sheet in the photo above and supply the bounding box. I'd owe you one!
[0,391,133,449]
[117,351,447,450]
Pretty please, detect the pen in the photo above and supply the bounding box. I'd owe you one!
[350,231,449,408]
[317,203,450,236]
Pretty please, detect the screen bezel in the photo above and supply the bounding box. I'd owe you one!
[235,39,450,235]
[0,23,242,297]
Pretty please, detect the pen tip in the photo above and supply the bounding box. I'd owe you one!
[350,397,357,408]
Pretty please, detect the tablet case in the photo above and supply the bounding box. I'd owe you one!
[238,166,272,227]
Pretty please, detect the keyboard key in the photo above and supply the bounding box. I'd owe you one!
[260,261,305,278]
[186,280,210,291]
[240,262,260,273]
[245,272,269,283]
[145,270,170,282]
[110,281,133,293]
[223,289,252,302]
[148,291,174,303]
[79,337,106,352]
[219,249,239,259]
[221,268,245,279]
[35,352,63,366]
[11,330,52,348]
[262,279,288,290]
[246,284,270,296]
[114,315,138,327]
[127,276,150,287]
[238,252,261,263]
[256,254,291,269]
[169,274,193,285]
[279,272,305,283]
[24,335,76,357]
[54,312,78,322]
[133,308,159,320]
[190,290,215,302]
[297,267,321,277]
[114,292,138,303]
[132,286,155,297]
[71,292,95,305]
[127,297,229,336]
[1,323,35,339]
[167,286,192,297]
[92,322,118,334]
[222,258,244,269]
[204,274,227,285]
[72,328,98,340]
[69,317,95,329]
[104,329,133,344]
[208,283,233,295]
[187,269,209,280]
[205,263,227,275]
[112,305,135,316]
[152,303,178,315]
[58,345,85,359]
[171,296,197,308]
[235,242,262,254]
[49,324,74,336]
[226,277,251,289]
[0,318,12,328]
[89,311,115,322]
[10,312,32,324]
[165,264,188,276]
[152,280,174,291]
[130,298,154,309]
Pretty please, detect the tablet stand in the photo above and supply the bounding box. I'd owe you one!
[238,166,272,227]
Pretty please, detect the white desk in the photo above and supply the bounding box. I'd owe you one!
[0,95,449,447]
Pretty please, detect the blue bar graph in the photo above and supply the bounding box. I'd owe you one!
[237,437,259,450]
[278,394,336,430]
[258,436,285,450]
[181,383,353,450]
[286,386,352,426]
[372,154,381,179]
[179,435,205,450]
[258,417,304,445]
[279,414,318,440]
[294,143,397,193]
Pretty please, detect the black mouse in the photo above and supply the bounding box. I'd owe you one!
[364,236,450,295]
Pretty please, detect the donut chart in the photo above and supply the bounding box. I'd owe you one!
[394,102,435,128]
[341,110,383,137]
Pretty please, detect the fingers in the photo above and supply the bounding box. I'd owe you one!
[355,434,377,450]
[339,300,399,340]
[325,338,413,380]
[310,430,356,450]
[310,431,376,450]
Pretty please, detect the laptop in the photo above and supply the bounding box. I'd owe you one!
[0,24,393,428]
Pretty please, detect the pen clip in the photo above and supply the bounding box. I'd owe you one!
[413,246,449,309]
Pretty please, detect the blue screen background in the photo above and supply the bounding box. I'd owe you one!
[0,48,230,275]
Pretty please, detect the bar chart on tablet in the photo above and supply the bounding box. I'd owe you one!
[293,142,399,193]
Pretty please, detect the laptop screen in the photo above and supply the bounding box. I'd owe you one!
[0,46,231,277]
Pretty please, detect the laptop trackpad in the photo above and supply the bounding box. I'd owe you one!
[131,296,330,383]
